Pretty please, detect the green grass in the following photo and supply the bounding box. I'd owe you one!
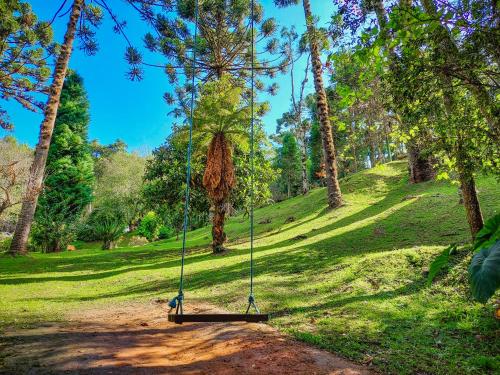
[1,161,499,374]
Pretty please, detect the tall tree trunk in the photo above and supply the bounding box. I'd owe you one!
[300,132,308,194]
[377,142,385,164]
[386,135,392,162]
[369,141,377,168]
[212,200,227,253]
[420,0,499,140]
[9,0,83,256]
[407,142,435,183]
[302,0,342,208]
[457,163,484,238]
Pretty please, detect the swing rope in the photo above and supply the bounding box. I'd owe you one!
[169,0,200,315]
[170,0,260,317]
[246,0,259,315]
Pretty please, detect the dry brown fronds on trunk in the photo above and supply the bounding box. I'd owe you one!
[203,132,236,202]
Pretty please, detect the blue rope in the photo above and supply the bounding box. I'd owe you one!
[170,0,200,315]
[246,0,259,315]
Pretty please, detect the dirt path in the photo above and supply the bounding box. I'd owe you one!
[1,301,376,374]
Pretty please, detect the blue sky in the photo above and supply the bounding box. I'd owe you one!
[1,0,334,154]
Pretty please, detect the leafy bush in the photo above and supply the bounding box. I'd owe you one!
[31,199,80,252]
[0,237,12,253]
[473,213,500,252]
[469,214,500,303]
[137,211,161,242]
[158,225,174,240]
[469,241,500,303]
[81,205,128,250]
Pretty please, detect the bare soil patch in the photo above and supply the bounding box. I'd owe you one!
[1,301,376,374]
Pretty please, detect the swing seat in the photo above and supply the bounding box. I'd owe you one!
[168,313,269,324]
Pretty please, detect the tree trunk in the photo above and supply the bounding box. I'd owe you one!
[369,141,376,168]
[378,143,386,164]
[407,142,435,183]
[102,239,115,250]
[386,136,393,162]
[8,0,83,256]
[458,168,483,238]
[301,135,308,194]
[212,200,227,253]
[302,0,342,208]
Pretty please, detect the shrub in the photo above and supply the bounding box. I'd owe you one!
[137,211,161,242]
[158,225,174,240]
[81,205,128,250]
[0,237,12,253]
[30,200,79,253]
[469,214,500,303]
[469,241,500,303]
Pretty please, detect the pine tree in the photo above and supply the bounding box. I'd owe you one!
[32,71,94,252]
[0,0,54,130]
[308,121,324,185]
[141,0,286,113]
[275,132,301,199]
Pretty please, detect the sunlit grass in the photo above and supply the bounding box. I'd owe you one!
[1,161,499,374]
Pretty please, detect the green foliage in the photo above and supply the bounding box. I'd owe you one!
[31,195,80,253]
[426,244,457,286]
[273,132,301,199]
[308,121,323,184]
[0,236,12,253]
[34,71,94,252]
[0,136,32,225]
[473,213,500,252]
[143,75,274,229]
[93,150,146,227]
[0,0,54,129]
[158,225,174,240]
[143,132,210,232]
[469,241,500,303]
[145,0,284,114]
[137,211,161,242]
[190,74,266,151]
[83,205,128,250]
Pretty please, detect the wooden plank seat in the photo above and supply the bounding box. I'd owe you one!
[168,313,269,324]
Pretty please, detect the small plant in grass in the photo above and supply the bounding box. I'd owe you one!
[137,211,161,242]
[469,214,500,304]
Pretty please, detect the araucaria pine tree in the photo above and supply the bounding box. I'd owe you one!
[32,71,94,252]
[140,0,286,113]
[0,0,54,130]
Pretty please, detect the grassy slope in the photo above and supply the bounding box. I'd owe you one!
[1,161,499,374]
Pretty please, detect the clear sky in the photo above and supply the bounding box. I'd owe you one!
[1,0,334,154]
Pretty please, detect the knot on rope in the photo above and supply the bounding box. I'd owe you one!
[168,293,184,309]
[248,294,255,304]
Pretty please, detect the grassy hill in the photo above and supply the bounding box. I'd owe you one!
[1,160,499,374]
